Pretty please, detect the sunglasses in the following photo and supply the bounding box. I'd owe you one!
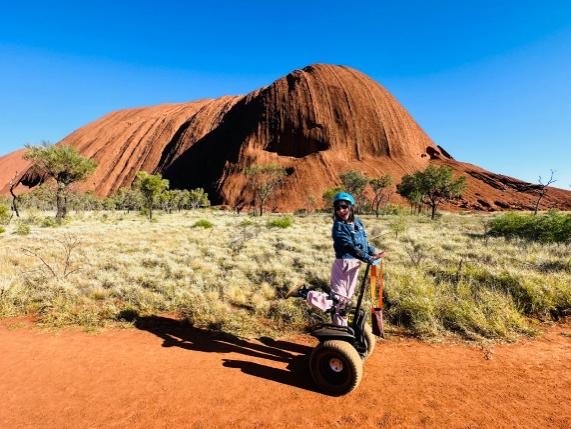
[335,204,350,210]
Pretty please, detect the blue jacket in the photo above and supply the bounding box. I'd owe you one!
[332,217,376,264]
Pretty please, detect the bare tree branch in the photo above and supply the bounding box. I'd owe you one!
[533,170,556,215]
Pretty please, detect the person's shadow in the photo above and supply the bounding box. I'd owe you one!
[134,315,318,392]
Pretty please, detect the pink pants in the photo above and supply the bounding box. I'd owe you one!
[330,258,362,326]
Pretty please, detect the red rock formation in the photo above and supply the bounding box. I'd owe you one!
[1,64,569,211]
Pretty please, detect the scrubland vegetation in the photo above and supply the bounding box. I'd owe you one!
[0,206,569,342]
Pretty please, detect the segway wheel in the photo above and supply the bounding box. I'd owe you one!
[309,340,363,395]
[363,323,376,359]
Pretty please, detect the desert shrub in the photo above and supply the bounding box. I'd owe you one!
[41,217,60,228]
[181,290,254,335]
[3,278,110,328]
[0,204,10,225]
[430,262,571,320]
[14,222,31,236]
[192,219,214,229]
[0,226,5,234]
[267,298,312,331]
[380,204,407,216]
[388,215,407,238]
[385,267,535,340]
[39,298,115,328]
[488,211,571,243]
[266,215,294,229]
[384,270,440,337]
[437,283,533,340]
[239,219,256,227]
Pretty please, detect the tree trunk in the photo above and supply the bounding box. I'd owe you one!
[56,182,67,220]
[431,203,437,220]
[10,185,19,218]
[533,189,546,215]
[9,174,20,218]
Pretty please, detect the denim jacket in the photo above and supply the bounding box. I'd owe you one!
[332,217,376,264]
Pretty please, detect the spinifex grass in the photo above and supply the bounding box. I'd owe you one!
[0,209,569,341]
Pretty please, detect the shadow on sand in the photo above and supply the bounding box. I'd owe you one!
[134,315,318,392]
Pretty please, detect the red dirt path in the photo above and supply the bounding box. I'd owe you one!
[1,316,570,428]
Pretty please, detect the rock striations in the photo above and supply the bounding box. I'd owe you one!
[1,64,569,211]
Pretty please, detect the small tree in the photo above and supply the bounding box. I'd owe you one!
[115,187,143,213]
[188,188,210,209]
[159,190,181,214]
[322,187,343,208]
[398,165,466,219]
[420,165,466,219]
[134,171,169,221]
[369,175,393,218]
[340,170,368,207]
[397,174,423,214]
[244,164,286,216]
[533,170,556,215]
[24,143,97,220]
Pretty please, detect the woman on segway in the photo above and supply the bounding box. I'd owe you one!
[288,192,383,326]
[286,192,385,395]
[328,192,384,326]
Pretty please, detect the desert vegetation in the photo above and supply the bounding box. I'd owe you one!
[0,204,569,342]
[397,165,466,219]
[23,143,97,220]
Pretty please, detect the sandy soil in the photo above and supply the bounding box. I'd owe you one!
[1,316,570,429]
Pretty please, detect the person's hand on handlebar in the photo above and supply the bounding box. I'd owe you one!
[373,251,385,260]
[370,251,385,265]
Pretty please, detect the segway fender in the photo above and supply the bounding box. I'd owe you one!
[311,323,355,342]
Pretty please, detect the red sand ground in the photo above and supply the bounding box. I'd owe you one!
[1,317,569,428]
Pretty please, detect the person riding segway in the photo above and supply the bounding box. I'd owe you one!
[288,192,384,395]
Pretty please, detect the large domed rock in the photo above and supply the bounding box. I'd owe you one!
[1,64,569,211]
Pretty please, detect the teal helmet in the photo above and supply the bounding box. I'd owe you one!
[333,192,355,206]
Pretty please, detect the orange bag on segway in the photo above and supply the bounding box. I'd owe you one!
[370,262,385,337]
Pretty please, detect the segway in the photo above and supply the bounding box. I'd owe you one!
[308,261,378,395]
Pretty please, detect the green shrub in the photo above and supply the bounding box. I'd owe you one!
[431,262,571,320]
[192,219,214,229]
[41,217,59,228]
[388,215,407,238]
[386,267,536,340]
[0,226,5,234]
[0,205,10,225]
[266,215,294,229]
[181,290,254,335]
[488,211,571,243]
[380,204,407,216]
[15,222,31,235]
[437,284,533,340]
[385,270,440,337]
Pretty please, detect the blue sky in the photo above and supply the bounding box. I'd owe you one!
[1,1,570,188]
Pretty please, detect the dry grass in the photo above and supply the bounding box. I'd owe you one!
[0,209,569,341]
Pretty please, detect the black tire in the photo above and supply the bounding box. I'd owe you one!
[309,340,363,395]
[363,323,376,359]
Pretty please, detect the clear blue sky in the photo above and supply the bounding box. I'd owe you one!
[1,1,570,188]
